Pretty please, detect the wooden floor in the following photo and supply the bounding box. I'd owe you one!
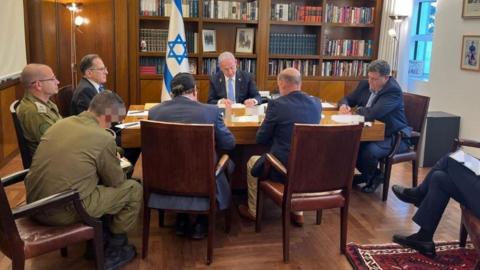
[0,155,463,270]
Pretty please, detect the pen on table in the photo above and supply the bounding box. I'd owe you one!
[122,122,140,128]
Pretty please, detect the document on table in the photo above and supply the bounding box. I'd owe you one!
[450,150,480,176]
[127,110,148,117]
[331,114,365,124]
[321,102,337,109]
[115,122,140,129]
[231,115,259,123]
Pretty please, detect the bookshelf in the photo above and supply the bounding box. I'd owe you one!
[132,0,383,103]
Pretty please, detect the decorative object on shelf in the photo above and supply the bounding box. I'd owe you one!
[64,2,88,88]
[462,0,480,18]
[202,29,216,52]
[235,28,255,54]
[388,15,407,78]
[460,35,480,71]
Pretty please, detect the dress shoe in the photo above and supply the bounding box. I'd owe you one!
[190,221,208,240]
[392,185,422,207]
[108,233,128,248]
[290,212,304,227]
[393,234,436,258]
[361,175,384,193]
[352,174,367,186]
[238,204,256,221]
[175,214,190,236]
[104,244,137,270]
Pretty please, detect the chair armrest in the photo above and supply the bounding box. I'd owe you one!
[456,138,480,149]
[387,132,404,158]
[410,131,421,139]
[12,189,79,219]
[215,154,230,178]
[266,153,287,177]
[1,169,29,187]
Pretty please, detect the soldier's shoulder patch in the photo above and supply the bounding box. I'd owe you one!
[35,102,47,113]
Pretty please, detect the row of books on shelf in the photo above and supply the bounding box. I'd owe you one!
[268,59,319,76]
[321,60,369,77]
[202,58,256,75]
[269,33,317,55]
[139,29,197,53]
[324,39,373,57]
[203,0,258,20]
[140,0,200,17]
[140,57,198,75]
[325,4,374,24]
[271,4,322,22]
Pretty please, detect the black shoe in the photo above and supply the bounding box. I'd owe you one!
[104,244,137,270]
[393,234,436,258]
[392,185,422,207]
[361,175,384,193]
[108,233,128,248]
[352,174,367,186]
[190,220,207,240]
[175,215,190,236]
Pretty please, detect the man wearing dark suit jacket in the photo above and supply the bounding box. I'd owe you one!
[148,72,235,239]
[338,60,411,193]
[71,54,108,115]
[237,68,322,225]
[208,51,261,107]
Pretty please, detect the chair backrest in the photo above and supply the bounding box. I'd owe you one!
[141,120,216,198]
[285,124,363,194]
[10,100,33,168]
[403,92,430,134]
[56,85,74,117]
[0,180,23,259]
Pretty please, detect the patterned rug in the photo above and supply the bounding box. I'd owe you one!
[346,241,478,270]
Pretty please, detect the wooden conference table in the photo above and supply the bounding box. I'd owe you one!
[121,104,385,189]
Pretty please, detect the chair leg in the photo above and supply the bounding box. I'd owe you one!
[225,207,231,233]
[11,255,25,270]
[206,210,216,265]
[459,222,468,247]
[255,187,264,233]
[158,209,165,227]
[60,247,68,257]
[316,210,323,225]
[282,207,290,263]
[382,161,393,201]
[340,206,348,254]
[142,207,151,259]
[93,227,105,270]
[412,160,418,187]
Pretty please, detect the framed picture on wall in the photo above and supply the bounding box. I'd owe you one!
[202,29,216,52]
[460,35,480,71]
[462,0,480,18]
[235,28,255,54]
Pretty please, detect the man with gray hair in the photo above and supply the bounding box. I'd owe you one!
[238,68,322,226]
[25,90,142,269]
[208,51,261,106]
[338,59,411,193]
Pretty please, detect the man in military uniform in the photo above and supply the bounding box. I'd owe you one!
[17,64,62,158]
[25,90,142,270]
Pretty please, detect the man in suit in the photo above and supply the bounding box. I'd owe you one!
[149,72,235,239]
[338,60,411,193]
[237,68,322,226]
[71,54,108,115]
[17,64,62,159]
[391,154,480,257]
[208,51,261,107]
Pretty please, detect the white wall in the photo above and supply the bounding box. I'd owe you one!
[404,0,480,143]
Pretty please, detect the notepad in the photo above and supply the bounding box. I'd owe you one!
[450,150,480,176]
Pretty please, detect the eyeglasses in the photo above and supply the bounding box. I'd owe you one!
[31,76,58,84]
[89,67,108,72]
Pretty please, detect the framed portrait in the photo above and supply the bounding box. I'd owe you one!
[235,28,255,54]
[202,29,216,52]
[460,35,480,71]
[463,0,480,18]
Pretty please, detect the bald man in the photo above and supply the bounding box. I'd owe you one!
[238,68,322,226]
[17,64,62,161]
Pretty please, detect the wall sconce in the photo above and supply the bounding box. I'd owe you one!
[65,2,87,88]
[388,15,407,78]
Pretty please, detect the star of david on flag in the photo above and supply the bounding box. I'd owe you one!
[162,0,190,101]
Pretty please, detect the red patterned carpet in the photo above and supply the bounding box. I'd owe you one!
[346,241,478,270]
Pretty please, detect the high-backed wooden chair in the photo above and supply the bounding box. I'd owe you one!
[10,100,33,169]
[141,120,231,265]
[255,124,363,262]
[0,169,104,270]
[381,93,430,201]
[56,85,74,117]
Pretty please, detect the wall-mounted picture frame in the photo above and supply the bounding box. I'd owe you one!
[202,29,216,52]
[462,0,480,18]
[460,35,480,71]
[235,28,255,54]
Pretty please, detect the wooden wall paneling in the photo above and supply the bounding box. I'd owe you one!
[114,0,130,105]
[318,81,345,102]
[197,79,210,103]
[0,84,22,165]
[345,80,360,95]
[140,79,162,104]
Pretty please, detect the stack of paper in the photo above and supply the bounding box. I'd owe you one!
[331,114,364,124]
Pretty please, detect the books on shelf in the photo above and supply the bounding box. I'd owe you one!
[321,60,369,77]
[269,33,317,55]
[271,3,322,22]
[323,39,373,57]
[268,59,319,76]
[140,29,197,53]
[140,57,197,75]
[203,0,258,20]
[202,58,256,75]
[140,0,199,17]
[325,4,374,24]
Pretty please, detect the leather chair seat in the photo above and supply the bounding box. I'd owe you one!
[16,217,94,258]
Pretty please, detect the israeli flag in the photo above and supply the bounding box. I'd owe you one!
[162,0,190,101]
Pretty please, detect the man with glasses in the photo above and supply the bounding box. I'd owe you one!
[338,60,411,193]
[17,63,62,157]
[71,54,108,115]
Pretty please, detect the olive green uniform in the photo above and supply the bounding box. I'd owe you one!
[16,92,62,156]
[25,111,142,234]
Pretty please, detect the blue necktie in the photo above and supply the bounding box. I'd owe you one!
[98,84,105,92]
[227,78,235,102]
[366,92,376,107]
